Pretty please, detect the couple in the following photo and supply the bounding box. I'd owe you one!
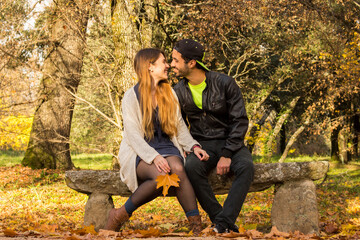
[104,39,254,234]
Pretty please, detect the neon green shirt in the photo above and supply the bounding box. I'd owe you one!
[188,79,206,109]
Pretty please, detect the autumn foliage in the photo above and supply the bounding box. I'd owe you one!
[0,115,33,151]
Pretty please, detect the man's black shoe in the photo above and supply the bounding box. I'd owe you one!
[212,223,229,233]
[228,223,239,233]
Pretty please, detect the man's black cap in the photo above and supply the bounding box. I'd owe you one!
[174,39,210,71]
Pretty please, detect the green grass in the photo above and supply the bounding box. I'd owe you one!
[0,150,24,166]
[253,154,332,163]
[0,150,113,169]
[1,150,358,172]
[72,153,113,169]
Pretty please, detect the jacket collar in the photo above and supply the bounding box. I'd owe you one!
[182,71,211,87]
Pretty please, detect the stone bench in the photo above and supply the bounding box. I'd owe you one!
[65,161,329,234]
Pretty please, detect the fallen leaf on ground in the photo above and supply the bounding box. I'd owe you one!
[324,222,339,234]
[134,227,162,237]
[72,225,97,235]
[156,173,180,196]
[37,224,58,233]
[98,229,122,237]
[246,229,263,238]
[221,231,247,238]
[65,236,82,240]
[3,228,18,237]
[150,215,162,221]
[201,225,216,236]
[158,223,176,230]
[264,226,290,238]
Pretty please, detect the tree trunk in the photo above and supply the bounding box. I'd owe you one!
[266,97,300,160]
[352,113,359,158]
[247,109,276,153]
[279,113,311,163]
[280,124,286,153]
[110,0,156,169]
[279,126,304,163]
[22,0,92,170]
[339,127,351,164]
[111,0,155,90]
[331,123,342,162]
[246,70,289,138]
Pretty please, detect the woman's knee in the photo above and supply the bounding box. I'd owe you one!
[169,161,186,176]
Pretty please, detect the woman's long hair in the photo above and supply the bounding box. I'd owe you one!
[134,48,178,139]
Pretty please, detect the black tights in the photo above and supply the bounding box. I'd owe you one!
[129,156,198,214]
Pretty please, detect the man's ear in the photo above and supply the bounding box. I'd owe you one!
[188,59,197,69]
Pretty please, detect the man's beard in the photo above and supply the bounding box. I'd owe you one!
[175,66,190,77]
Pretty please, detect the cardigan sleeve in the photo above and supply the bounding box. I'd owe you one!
[122,89,159,164]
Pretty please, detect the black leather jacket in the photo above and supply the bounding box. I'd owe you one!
[174,71,249,158]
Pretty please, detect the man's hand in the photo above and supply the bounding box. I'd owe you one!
[216,157,231,175]
[194,147,209,161]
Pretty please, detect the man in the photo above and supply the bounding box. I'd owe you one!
[171,39,254,233]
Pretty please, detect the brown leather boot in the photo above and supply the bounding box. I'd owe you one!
[187,215,202,235]
[104,206,129,231]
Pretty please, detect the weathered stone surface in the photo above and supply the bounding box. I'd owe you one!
[65,170,130,195]
[66,161,329,233]
[271,179,319,234]
[211,160,329,194]
[84,193,114,231]
[65,161,329,196]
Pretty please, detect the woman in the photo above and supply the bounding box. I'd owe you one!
[104,48,209,234]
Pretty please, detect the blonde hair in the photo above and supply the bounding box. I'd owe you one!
[134,48,178,139]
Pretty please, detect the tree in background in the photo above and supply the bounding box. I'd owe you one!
[22,0,96,170]
[69,0,159,169]
[70,0,120,156]
[109,0,157,168]
[164,0,359,162]
[0,0,39,151]
[2,0,359,169]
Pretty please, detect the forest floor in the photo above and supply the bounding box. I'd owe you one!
[1,156,359,239]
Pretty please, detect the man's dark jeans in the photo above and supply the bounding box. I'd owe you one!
[185,139,254,228]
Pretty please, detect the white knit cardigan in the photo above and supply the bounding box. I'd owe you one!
[118,86,199,193]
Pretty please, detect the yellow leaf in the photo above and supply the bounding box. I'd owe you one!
[156,173,180,196]
[151,215,162,221]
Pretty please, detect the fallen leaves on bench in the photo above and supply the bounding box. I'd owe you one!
[155,173,180,196]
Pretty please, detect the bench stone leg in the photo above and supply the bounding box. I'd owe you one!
[84,192,114,231]
[271,179,319,234]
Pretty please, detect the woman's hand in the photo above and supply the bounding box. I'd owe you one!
[153,155,171,173]
[194,147,209,161]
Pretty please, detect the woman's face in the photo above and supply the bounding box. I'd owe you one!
[149,54,169,85]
